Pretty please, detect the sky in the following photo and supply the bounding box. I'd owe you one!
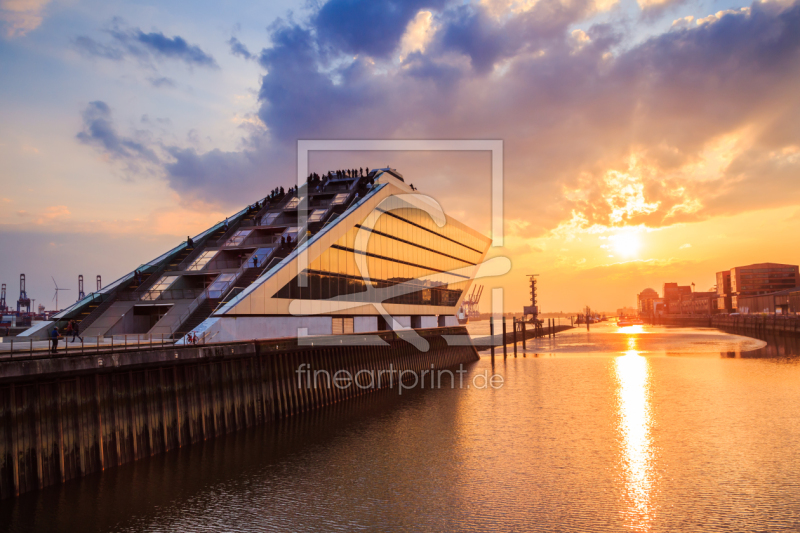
[1,0,799,314]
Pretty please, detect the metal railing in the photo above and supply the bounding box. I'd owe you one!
[118,288,205,301]
[169,289,210,338]
[0,333,175,359]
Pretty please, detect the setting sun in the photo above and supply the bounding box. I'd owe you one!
[609,231,642,259]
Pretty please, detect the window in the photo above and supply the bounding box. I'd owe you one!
[142,275,178,300]
[224,229,251,247]
[308,209,326,223]
[208,273,236,298]
[261,212,279,225]
[188,250,217,271]
[331,193,348,205]
[284,196,303,209]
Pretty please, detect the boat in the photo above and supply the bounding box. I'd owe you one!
[617,318,644,327]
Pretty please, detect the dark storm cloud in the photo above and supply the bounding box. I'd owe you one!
[75,20,218,68]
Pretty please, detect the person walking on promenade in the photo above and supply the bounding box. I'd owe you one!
[50,326,60,353]
[69,319,82,342]
[252,255,258,269]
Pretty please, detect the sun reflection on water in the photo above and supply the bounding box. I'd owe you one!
[614,336,655,530]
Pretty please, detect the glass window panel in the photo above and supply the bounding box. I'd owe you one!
[284,196,303,209]
[261,212,279,225]
[188,250,217,271]
[224,229,252,247]
[308,209,326,223]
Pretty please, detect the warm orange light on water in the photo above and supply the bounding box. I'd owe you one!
[614,349,654,530]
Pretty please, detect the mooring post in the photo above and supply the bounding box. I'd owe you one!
[503,317,507,360]
[490,317,495,363]
[513,317,517,357]
[522,320,526,351]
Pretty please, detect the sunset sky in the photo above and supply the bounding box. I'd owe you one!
[1,0,799,313]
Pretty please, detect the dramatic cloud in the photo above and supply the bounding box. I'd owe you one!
[313,0,449,59]
[0,0,50,37]
[78,0,800,236]
[76,101,159,168]
[228,36,254,60]
[75,21,218,68]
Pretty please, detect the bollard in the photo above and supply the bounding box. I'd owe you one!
[490,317,495,363]
[513,317,517,357]
[503,317,507,360]
[522,320,526,351]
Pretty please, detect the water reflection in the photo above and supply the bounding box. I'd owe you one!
[614,337,655,531]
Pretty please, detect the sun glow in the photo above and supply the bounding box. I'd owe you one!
[609,231,642,258]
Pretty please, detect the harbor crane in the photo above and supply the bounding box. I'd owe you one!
[17,274,31,314]
[78,274,86,301]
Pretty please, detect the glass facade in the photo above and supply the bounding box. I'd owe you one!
[284,196,302,209]
[225,229,251,247]
[208,273,236,298]
[308,209,326,223]
[261,212,279,225]
[188,250,217,271]
[274,207,486,306]
[142,275,178,301]
[331,193,348,205]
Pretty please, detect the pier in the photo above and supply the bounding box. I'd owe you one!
[0,326,478,499]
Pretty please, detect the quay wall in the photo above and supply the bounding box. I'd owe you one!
[0,327,478,499]
[645,315,800,337]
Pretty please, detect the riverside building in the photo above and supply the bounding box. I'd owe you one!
[18,168,491,343]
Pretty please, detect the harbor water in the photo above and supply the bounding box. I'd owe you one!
[2,322,800,532]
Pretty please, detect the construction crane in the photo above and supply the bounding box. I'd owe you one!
[17,274,31,314]
[78,274,86,300]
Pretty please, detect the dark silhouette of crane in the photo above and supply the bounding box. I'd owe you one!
[17,274,31,314]
[78,275,86,300]
[0,283,7,313]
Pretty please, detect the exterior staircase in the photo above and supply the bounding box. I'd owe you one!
[173,298,220,338]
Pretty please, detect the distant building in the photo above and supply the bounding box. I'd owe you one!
[728,263,800,312]
[617,307,637,317]
[679,291,717,315]
[637,288,659,316]
[716,270,732,313]
[735,287,800,315]
[663,283,692,314]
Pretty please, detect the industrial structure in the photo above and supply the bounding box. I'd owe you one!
[18,168,490,342]
[457,284,483,324]
[523,274,540,323]
[16,274,30,314]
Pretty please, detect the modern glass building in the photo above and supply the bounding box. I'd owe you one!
[19,168,491,343]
